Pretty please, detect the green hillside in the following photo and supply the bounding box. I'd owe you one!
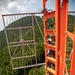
[0,14,75,75]
[0,16,45,75]
[0,30,6,50]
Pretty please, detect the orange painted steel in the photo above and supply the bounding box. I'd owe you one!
[42,0,48,74]
[55,0,60,75]
[67,31,74,41]
[44,11,55,19]
[70,24,75,75]
[42,0,75,75]
[42,0,60,75]
[59,0,68,75]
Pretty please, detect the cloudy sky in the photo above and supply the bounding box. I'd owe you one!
[0,0,75,31]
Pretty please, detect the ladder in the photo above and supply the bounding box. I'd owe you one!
[43,11,56,75]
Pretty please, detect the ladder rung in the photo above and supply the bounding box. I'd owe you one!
[46,57,56,64]
[46,30,54,35]
[47,67,55,75]
[44,11,55,19]
[45,44,55,51]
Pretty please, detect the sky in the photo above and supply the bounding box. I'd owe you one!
[0,0,75,31]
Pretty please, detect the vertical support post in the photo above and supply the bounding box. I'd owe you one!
[59,0,68,75]
[42,0,47,74]
[34,15,44,39]
[2,16,14,68]
[32,15,37,64]
[70,24,75,75]
[55,0,60,75]
[19,28,24,56]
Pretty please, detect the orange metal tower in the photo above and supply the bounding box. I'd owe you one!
[2,0,75,75]
[42,0,75,75]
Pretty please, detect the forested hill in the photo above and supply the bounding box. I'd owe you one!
[0,16,43,50]
[0,16,45,75]
[0,30,6,50]
[0,14,75,75]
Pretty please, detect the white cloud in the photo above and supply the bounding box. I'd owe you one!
[7,1,28,13]
[7,2,17,9]
[0,0,38,14]
[28,0,37,4]
[0,0,38,31]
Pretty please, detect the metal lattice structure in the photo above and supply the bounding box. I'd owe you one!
[2,0,75,75]
[68,11,75,75]
[2,13,45,70]
[42,0,75,75]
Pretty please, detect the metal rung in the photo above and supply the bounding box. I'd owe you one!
[9,40,34,45]
[45,44,55,50]
[47,67,55,75]
[2,12,42,16]
[46,57,56,64]
[44,11,55,19]
[9,43,34,47]
[6,26,33,30]
[12,55,35,59]
[46,30,54,35]
[13,63,45,70]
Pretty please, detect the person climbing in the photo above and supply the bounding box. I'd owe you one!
[47,38,55,70]
[47,36,55,46]
[47,38,55,58]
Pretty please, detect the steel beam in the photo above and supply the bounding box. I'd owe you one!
[55,0,61,75]
[59,0,68,75]
[70,24,75,75]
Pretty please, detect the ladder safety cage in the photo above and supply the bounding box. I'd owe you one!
[2,12,45,70]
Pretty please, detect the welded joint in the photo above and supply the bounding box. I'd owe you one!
[58,50,60,56]
[62,71,64,74]
[64,31,67,34]
[63,62,65,64]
